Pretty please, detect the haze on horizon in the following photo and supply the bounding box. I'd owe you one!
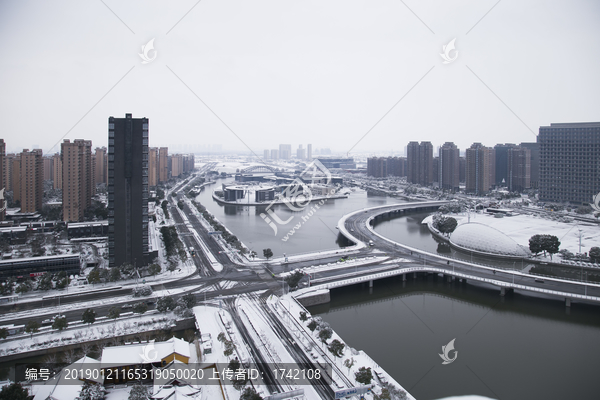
[0,0,599,156]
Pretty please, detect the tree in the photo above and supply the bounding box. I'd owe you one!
[177,200,185,210]
[249,251,257,260]
[284,271,304,291]
[108,306,121,321]
[318,326,333,345]
[344,358,355,375]
[15,281,31,294]
[157,296,176,313]
[81,308,96,326]
[148,263,161,276]
[87,268,101,285]
[180,293,197,309]
[355,366,373,385]
[76,381,106,400]
[589,247,600,263]
[542,235,561,260]
[0,382,29,400]
[328,339,345,359]
[374,383,408,400]
[0,327,8,340]
[133,302,148,315]
[227,358,248,391]
[217,332,227,343]
[240,387,263,400]
[299,311,308,322]
[25,320,40,338]
[37,273,53,291]
[109,266,121,282]
[52,316,68,331]
[263,248,273,260]
[307,319,318,332]
[128,383,149,400]
[224,340,235,357]
[529,234,544,256]
[438,216,458,236]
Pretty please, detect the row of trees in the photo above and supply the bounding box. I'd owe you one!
[191,200,246,254]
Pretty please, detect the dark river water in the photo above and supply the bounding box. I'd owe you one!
[196,180,600,400]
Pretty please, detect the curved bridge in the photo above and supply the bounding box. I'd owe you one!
[241,165,278,173]
[335,201,600,305]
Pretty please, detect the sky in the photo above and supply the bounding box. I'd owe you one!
[0,0,599,156]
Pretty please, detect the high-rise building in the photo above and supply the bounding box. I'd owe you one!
[407,141,433,185]
[296,145,305,160]
[270,149,278,160]
[148,147,158,187]
[12,155,21,202]
[367,157,387,178]
[539,122,600,204]
[367,157,406,178]
[507,146,531,192]
[43,156,54,182]
[439,142,460,191]
[493,144,516,187]
[158,147,169,183]
[2,153,14,193]
[170,154,183,177]
[307,144,312,161]
[94,147,107,185]
[61,139,93,222]
[108,114,149,268]
[279,144,292,160]
[520,142,539,189]
[0,140,4,220]
[19,149,43,212]
[465,143,494,195]
[263,149,269,160]
[459,156,466,183]
[52,153,62,190]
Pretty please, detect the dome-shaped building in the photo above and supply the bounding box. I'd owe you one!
[449,222,529,258]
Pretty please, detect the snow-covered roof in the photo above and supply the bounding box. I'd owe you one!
[101,337,191,368]
[450,222,529,257]
[151,384,201,399]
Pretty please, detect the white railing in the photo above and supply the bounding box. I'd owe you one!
[312,266,600,302]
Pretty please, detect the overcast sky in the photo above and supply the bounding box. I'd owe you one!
[1,0,599,156]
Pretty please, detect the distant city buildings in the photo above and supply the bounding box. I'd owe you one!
[279,144,292,160]
[108,113,149,268]
[94,147,107,186]
[307,144,312,161]
[158,147,169,183]
[148,147,158,187]
[539,122,600,204]
[367,157,406,178]
[270,149,278,160]
[507,146,531,192]
[49,153,61,190]
[296,145,305,160]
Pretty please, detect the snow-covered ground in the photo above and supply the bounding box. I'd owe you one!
[442,212,600,256]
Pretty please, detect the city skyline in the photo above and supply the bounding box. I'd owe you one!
[1,0,598,154]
